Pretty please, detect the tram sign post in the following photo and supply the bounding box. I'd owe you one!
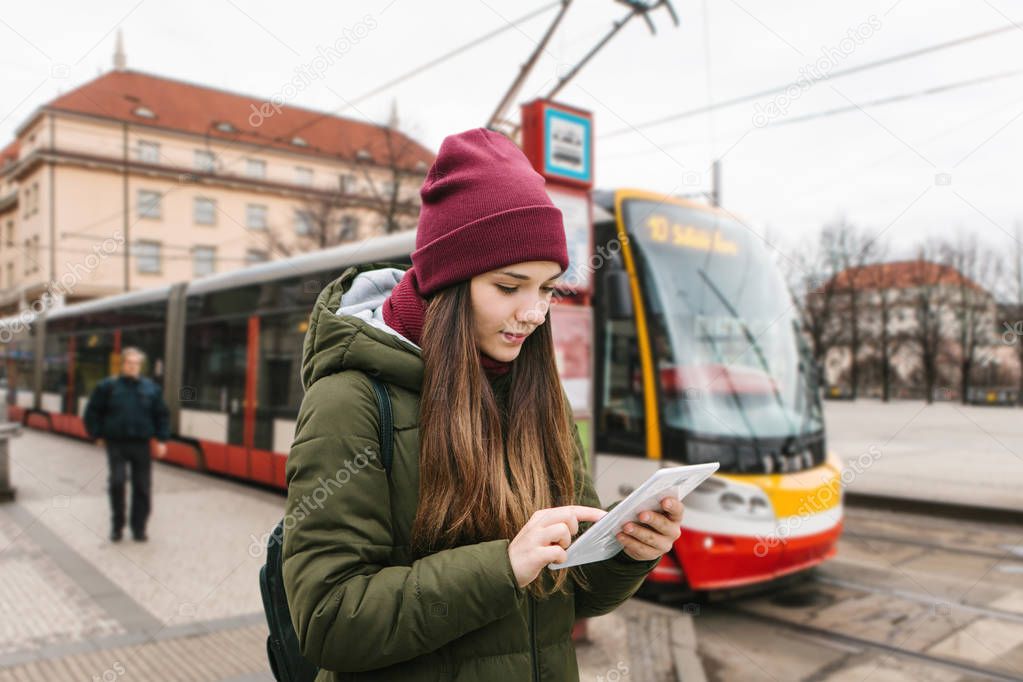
[521,99,599,645]
[521,99,595,296]
[520,98,596,457]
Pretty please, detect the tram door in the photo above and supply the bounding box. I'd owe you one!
[249,310,308,487]
[182,316,248,476]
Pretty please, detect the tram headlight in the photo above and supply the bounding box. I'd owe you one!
[720,491,744,512]
[686,476,775,519]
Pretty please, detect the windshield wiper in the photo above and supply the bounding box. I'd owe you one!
[696,268,796,437]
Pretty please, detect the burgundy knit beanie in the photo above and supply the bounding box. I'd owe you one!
[382,128,569,374]
[412,127,568,295]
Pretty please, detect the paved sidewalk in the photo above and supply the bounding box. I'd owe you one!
[824,399,1023,513]
[0,429,283,680]
[0,429,694,681]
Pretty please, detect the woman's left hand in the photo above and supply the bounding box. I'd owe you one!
[617,497,684,561]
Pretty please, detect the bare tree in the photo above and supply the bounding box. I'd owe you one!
[356,115,425,236]
[941,231,1001,404]
[905,243,952,403]
[827,219,879,398]
[857,244,902,402]
[787,231,842,369]
[266,104,426,257]
[1011,224,1023,405]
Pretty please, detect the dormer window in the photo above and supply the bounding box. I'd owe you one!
[215,121,237,133]
[291,136,308,147]
[356,149,372,161]
[133,106,155,119]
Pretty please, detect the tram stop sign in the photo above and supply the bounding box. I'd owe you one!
[520,99,593,189]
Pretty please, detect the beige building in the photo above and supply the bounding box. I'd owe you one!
[821,260,1017,400]
[0,47,432,315]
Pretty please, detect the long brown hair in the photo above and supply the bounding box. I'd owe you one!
[410,280,592,599]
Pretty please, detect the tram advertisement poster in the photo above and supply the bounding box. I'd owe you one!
[548,187,593,294]
[550,303,591,418]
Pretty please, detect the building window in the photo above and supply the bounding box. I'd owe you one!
[246,204,268,230]
[295,167,313,186]
[136,140,160,163]
[136,241,161,273]
[31,182,39,214]
[246,249,269,265]
[194,197,216,225]
[194,150,216,173]
[137,189,162,219]
[245,158,266,179]
[23,236,39,275]
[193,246,216,277]
[294,209,314,236]
[339,215,359,241]
[339,173,356,193]
[5,262,12,288]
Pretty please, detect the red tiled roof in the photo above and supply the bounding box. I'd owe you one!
[0,141,18,167]
[37,69,434,171]
[832,260,983,292]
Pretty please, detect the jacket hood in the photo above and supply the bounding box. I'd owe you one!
[301,261,424,393]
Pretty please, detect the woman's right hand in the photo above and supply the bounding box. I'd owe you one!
[508,505,607,588]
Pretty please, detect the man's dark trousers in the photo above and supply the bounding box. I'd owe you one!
[106,439,152,537]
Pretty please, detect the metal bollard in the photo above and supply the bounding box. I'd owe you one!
[0,421,22,503]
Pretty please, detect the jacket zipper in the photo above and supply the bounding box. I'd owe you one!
[528,592,539,681]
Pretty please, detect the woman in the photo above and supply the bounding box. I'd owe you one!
[282,128,683,681]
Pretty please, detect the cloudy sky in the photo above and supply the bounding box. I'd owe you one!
[2,0,1021,259]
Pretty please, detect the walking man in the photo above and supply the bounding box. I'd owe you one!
[84,347,170,542]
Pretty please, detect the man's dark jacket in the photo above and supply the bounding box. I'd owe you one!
[83,375,170,442]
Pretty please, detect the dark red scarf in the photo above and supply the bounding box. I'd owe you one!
[382,267,512,378]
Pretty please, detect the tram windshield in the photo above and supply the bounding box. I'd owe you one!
[622,198,823,444]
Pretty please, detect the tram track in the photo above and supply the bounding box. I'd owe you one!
[712,542,1023,679]
[811,573,1023,625]
[840,528,1023,562]
[713,602,1023,682]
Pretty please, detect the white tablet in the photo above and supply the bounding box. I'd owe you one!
[548,462,720,570]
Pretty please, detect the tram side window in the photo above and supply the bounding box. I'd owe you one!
[74,333,115,415]
[4,338,34,405]
[182,319,247,411]
[256,312,306,415]
[43,333,72,413]
[253,311,308,451]
[594,232,646,457]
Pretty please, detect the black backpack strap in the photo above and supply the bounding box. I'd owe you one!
[261,374,395,682]
[261,520,318,682]
[367,376,394,473]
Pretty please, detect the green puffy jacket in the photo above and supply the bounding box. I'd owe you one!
[282,261,660,681]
